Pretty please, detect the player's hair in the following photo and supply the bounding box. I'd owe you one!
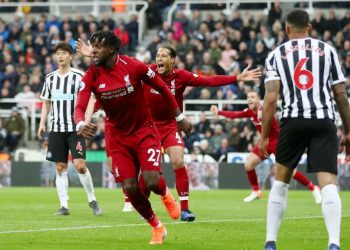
[159,45,177,58]
[247,90,260,98]
[90,31,121,54]
[286,9,309,29]
[54,42,73,54]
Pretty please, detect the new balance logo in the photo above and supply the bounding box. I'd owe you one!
[98,83,106,89]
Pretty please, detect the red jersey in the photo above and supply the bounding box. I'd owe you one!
[143,65,238,122]
[218,105,279,142]
[74,56,179,136]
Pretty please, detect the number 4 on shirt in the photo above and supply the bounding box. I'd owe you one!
[293,57,314,90]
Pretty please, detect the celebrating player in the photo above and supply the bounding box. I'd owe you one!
[210,91,322,203]
[76,42,261,221]
[74,31,192,244]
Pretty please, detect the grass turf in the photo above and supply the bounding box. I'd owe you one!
[0,188,349,250]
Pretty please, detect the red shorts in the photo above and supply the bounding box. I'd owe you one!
[155,120,184,149]
[109,124,162,182]
[252,139,277,160]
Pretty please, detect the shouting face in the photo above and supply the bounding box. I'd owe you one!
[156,47,175,75]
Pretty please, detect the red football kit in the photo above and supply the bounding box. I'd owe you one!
[143,64,238,149]
[218,104,279,160]
[75,55,179,181]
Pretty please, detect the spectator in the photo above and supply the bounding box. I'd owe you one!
[135,46,151,64]
[267,1,282,28]
[4,107,25,152]
[195,112,210,134]
[125,14,138,51]
[215,137,234,161]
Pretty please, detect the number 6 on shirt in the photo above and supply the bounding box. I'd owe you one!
[293,57,314,90]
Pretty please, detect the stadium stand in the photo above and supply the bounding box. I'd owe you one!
[0,0,349,161]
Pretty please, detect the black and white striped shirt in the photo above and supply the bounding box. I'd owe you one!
[40,68,84,132]
[265,38,346,120]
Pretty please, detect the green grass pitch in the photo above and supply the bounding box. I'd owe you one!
[0,188,349,250]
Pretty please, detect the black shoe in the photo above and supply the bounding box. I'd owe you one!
[181,209,196,222]
[89,200,103,216]
[264,241,276,250]
[55,206,70,215]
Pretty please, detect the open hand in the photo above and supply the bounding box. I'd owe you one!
[238,63,262,82]
[76,39,93,57]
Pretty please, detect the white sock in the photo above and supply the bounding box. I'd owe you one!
[321,184,341,247]
[78,168,96,202]
[266,180,289,242]
[56,171,69,208]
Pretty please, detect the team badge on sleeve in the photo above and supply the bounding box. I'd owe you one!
[79,81,85,91]
[147,68,155,78]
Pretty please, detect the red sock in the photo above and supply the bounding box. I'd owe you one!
[150,175,167,197]
[147,214,161,228]
[122,186,130,203]
[123,183,157,225]
[246,170,260,191]
[293,171,314,191]
[175,167,189,211]
[138,175,151,198]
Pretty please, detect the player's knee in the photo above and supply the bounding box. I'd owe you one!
[124,181,138,195]
[56,163,67,173]
[144,178,159,190]
[74,161,87,174]
[171,157,184,168]
[245,163,254,171]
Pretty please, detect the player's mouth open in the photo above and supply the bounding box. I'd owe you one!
[157,63,165,70]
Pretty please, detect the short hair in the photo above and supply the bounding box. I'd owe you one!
[159,45,177,58]
[54,42,73,54]
[286,9,309,29]
[90,31,121,54]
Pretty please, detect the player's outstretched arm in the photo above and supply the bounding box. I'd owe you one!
[76,39,93,57]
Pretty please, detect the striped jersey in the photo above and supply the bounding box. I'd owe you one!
[265,38,346,120]
[40,68,84,132]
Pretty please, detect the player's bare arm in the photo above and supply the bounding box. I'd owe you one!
[37,100,51,140]
[85,95,95,123]
[259,80,280,156]
[237,63,262,82]
[332,82,350,161]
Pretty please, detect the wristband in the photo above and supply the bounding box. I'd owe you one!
[76,121,86,131]
[175,113,185,122]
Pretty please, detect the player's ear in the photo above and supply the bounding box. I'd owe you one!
[307,23,312,34]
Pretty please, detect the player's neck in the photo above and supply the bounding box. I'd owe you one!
[105,54,117,69]
[288,32,309,40]
[58,65,71,76]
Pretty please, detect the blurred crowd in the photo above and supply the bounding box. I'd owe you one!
[0,1,349,156]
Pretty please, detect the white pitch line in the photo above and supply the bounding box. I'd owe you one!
[0,215,349,235]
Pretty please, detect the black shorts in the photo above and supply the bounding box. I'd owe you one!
[276,118,338,174]
[46,131,86,163]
